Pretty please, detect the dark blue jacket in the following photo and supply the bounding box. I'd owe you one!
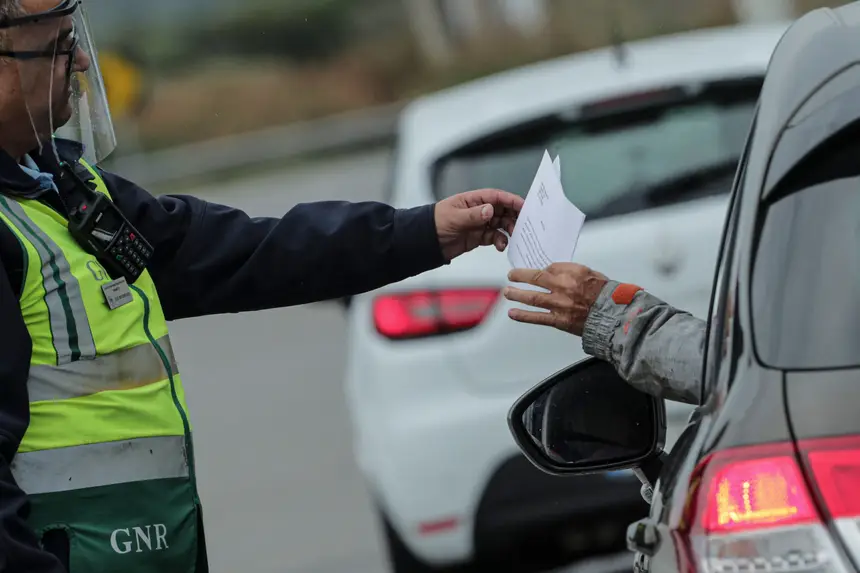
[0,141,446,572]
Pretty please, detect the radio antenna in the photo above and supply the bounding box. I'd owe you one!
[607,0,629,68]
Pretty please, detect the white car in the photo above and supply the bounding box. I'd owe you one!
[342,22,788,573]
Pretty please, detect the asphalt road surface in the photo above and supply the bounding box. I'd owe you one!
[161,150,634,573]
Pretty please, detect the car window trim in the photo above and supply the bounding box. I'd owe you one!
[700,107,758,404]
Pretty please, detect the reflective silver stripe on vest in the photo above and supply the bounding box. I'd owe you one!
[0,196,96,365]
[10,435,188,495]
[27,335,178,403]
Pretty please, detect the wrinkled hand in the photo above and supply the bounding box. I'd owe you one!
[435,188,524,261]
[503,263,609,336]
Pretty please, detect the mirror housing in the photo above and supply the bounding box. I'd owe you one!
[508,357,666,482]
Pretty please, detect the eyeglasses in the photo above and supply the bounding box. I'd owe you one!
[0,0,82,63]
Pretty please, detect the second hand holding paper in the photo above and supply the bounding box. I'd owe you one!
[507,150,586,274]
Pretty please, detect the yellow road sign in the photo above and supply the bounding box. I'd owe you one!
[99,51,144,120]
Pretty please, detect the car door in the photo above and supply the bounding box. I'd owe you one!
[626,109,755,572]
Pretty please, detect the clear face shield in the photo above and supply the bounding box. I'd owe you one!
[0,0,116,165]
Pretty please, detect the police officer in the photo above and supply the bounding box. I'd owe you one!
[0,1,524,572]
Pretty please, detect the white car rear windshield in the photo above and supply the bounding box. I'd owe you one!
[433,79,761,221]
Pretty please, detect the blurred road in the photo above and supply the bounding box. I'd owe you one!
[162,150,633,573]
[168,149,392,573]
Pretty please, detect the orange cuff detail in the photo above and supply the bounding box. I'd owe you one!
[612,283,643,305]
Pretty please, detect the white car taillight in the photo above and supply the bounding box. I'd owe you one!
[676,439,859,573]
[372,289,499,340]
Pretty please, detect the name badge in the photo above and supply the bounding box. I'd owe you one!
[102,277,134,310]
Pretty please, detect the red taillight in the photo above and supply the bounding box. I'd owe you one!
[699,446,818,534]
[580,87,687,117]
[800,435,860,520]
[372,289,499,340]
[418,517,460,535]
[677,439,859,573]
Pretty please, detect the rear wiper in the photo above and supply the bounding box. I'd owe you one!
[590,158,739,218]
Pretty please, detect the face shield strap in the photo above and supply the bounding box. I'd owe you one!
[0,0,78,30]
[0,1,80,62]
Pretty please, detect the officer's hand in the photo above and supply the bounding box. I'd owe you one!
[503,263,609,336]
[434,188,524,261]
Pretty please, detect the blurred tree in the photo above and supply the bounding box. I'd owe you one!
[795,0,853,11]
[402,0,454,67]
[498,0,549,38]
[731,0,797,22]
[188,0,356,63]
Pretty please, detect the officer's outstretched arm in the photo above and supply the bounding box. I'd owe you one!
[98,169,447,321]
[582,281,706,406]
[0,264,69,572]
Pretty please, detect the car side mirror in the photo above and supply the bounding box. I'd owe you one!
[507,357,666,485]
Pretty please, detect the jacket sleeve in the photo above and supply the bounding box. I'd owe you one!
[98,169,448,321]
[581,280,706,405]
[0,261,67,572]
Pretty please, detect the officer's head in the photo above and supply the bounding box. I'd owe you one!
[0,0,115,164]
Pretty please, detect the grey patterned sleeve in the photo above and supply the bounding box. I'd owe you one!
[581,280,706,405]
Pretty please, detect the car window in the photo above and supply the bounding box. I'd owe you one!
[751,138,860,369]
[432,79,761,222]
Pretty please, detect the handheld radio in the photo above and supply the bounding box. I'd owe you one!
[61,163,154,284]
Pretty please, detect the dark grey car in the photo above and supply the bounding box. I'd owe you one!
[508,3,860,572]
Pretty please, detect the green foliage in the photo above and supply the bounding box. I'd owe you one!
[185,0,358,65]
[97,0,371,73]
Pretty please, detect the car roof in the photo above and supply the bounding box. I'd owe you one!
[396,21,790,170]
[743,3,860,200]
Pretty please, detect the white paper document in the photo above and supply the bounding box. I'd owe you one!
[507,150,586,270]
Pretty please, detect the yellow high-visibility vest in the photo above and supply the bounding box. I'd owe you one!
[0,159,201,571]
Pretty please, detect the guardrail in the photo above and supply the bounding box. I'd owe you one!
[103,101,406,190]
